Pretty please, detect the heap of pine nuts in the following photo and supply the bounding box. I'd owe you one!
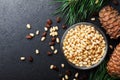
[63,24,106,67]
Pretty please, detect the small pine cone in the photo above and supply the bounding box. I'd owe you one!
[99,5,120,39]
[107,43,120,77]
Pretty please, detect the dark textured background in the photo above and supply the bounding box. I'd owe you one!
[0,0,120,80]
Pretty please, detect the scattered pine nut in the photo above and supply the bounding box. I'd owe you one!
[75,72,79,78]
[55,26,58,30]
[35,49,39,54]
[26,24,31,29]
[50,28,52,33]
[44,27,48,31]
[73,78,76,80]
[49,26,59,37]
[41,37,46,41]
[20,57,25,61]
[50,64,59,71]
[29,33,35,37]
[50,65,54,69]
[91,17,95,21]
[62,77,65,80]
[36,30,40,35]
[54,49,58,54]
[56,37,60,43]
[61,64,65,68]
[50,46,54,50]
[65,75,69,79]
[52,27,56,31]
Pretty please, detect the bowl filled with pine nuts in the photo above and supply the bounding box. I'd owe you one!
[61,22,108,70]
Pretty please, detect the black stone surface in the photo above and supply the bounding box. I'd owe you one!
[0,0,119,80]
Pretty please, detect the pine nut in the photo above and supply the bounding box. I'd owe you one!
[26,24,31,29]
[61,64,65,68]
[20,57,25,61]
[29,33,34,37]
[41,37,46,41]
[54,49,58,54]
[44,27,48,31]
[75,72,79,78]
[35,49,39,54]
[50,46,54,50]
[56,37,60,43]
[36,30,40,35]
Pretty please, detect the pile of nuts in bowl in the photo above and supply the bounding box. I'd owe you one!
[62,24,106,68]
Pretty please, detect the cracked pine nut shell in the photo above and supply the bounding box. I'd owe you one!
[62,24,67,29]
[42,32,47,37]
[28,56,33,62]
[51,37,56,42]
[45,23,51,28]
[49,42,55,46]
[26,35,33,39]
[46,19,52,25]
[47,51,52,56]
[56,17,61,23]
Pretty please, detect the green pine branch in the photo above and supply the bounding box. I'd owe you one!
[89,60,119,80]
[54,0,109,25]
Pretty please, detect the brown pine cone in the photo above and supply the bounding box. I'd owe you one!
[107,43,120,77]
[99,5,120,39]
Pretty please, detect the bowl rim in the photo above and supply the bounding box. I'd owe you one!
[60,22,108,70]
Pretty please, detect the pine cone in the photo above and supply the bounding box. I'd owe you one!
[99,5,120,39]
[107,43,120,77]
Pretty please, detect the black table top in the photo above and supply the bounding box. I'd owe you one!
[0,0,120,80]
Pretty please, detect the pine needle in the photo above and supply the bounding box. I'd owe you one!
[54,0,109,25]
[88,60,119,80]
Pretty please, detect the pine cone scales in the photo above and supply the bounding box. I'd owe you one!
[107,43,120,77]
[99,6,120,39]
